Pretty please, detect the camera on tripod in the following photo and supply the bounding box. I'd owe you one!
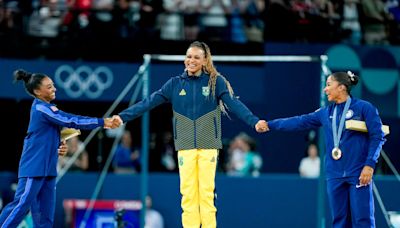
[115,208,126,228]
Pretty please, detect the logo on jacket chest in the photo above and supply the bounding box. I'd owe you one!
[345,109,354,119]
[202,86,210,96]
[329,109,354,119]
[179,89,186,96]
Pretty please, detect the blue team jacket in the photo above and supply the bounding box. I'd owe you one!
[268,97,386,179]
[18,98,104,178]
[119,71,259,150]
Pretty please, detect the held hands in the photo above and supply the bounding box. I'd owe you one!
[111,115,123,128]
[58,140,68,156]
[104,115,123,129]
[104,118,113,129]
[255,120,269,133]
[358,165,374,187]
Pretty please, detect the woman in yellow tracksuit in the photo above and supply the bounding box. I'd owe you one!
[113,41,267,228]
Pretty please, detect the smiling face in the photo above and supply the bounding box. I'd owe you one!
[324,75,347,103]
[33,76,56,103]
[184,47,206,76]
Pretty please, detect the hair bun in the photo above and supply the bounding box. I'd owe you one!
[13,69,31,83]
[346,71,359,85]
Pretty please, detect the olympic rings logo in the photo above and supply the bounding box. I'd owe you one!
[54,65,113,99]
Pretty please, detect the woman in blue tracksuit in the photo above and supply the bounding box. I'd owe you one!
[267,71,386,228]
[112,41,268,228]
[0,70,112,228]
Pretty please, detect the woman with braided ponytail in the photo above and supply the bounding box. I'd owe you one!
[266,71,387,228]
[112,41,267,228]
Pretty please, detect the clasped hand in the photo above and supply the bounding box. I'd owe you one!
[104,115,123,129]
[255,120,269,133]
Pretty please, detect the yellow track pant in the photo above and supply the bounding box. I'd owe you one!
[178,149,218,228]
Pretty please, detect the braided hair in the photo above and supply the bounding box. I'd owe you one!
[188,41,235,114]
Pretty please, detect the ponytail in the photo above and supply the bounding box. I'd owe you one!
[188,41,235,114]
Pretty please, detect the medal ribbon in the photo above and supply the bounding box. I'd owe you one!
[332,97,352,149]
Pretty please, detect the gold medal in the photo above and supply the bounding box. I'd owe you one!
[331,147,342,160]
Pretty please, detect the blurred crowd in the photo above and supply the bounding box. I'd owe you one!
[0,0,399,48]
[0,0,265,47]
[266,0,400,45]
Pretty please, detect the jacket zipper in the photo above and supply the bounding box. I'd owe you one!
[193,80,197,148]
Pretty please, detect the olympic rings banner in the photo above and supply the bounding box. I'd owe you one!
[0,59,141,101]
[1,43,399,118]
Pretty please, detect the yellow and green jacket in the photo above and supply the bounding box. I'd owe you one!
[119,71,259,150]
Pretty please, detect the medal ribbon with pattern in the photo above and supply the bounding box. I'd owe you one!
[332,97,352,160]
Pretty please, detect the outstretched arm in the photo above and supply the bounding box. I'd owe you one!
[268,109,323,132]
[218,91,260,126]
[37,104,105,130]
[216,76,266,132]
[118,92,167,123]
[118,78,173,123]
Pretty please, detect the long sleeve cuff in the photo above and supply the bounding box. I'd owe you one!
[365,159,377,169]
[98,118,104,127]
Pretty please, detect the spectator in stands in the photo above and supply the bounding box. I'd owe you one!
[0,0,23,46]
[226,132,263,177]
[110,41,268,228]
[312,0,340,42]
[90,0,115,39]
[158,131,177,172]
[58,136,89,172]
[266,71,386,228]
[181,0,201,40]
[145,196,164,228]
[264,0,295,42]
[200,0,231,41]
[226,132,262,177]
[0,1,17,32]
[229,0,247,43]
[0,69,112,227]
[299,143,320,178]
[160,0,184,40]
[361,0,392,45]
[60,0,92,38]
[243,0,265,42]
[27,0,64,39]
[138,0,163,41]
[113,130,141,173]
[291,0,313,42]
[385,0,400,43]
[113,0,141,38]
[338,0,363,45]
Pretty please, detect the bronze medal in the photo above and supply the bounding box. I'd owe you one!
[331,147,342,160]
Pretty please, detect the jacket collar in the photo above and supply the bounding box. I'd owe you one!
[34,98,53,106]
[180,71,207,79]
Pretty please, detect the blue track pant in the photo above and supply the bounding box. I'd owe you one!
[327,177,375,228]
[0,177,56,228]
